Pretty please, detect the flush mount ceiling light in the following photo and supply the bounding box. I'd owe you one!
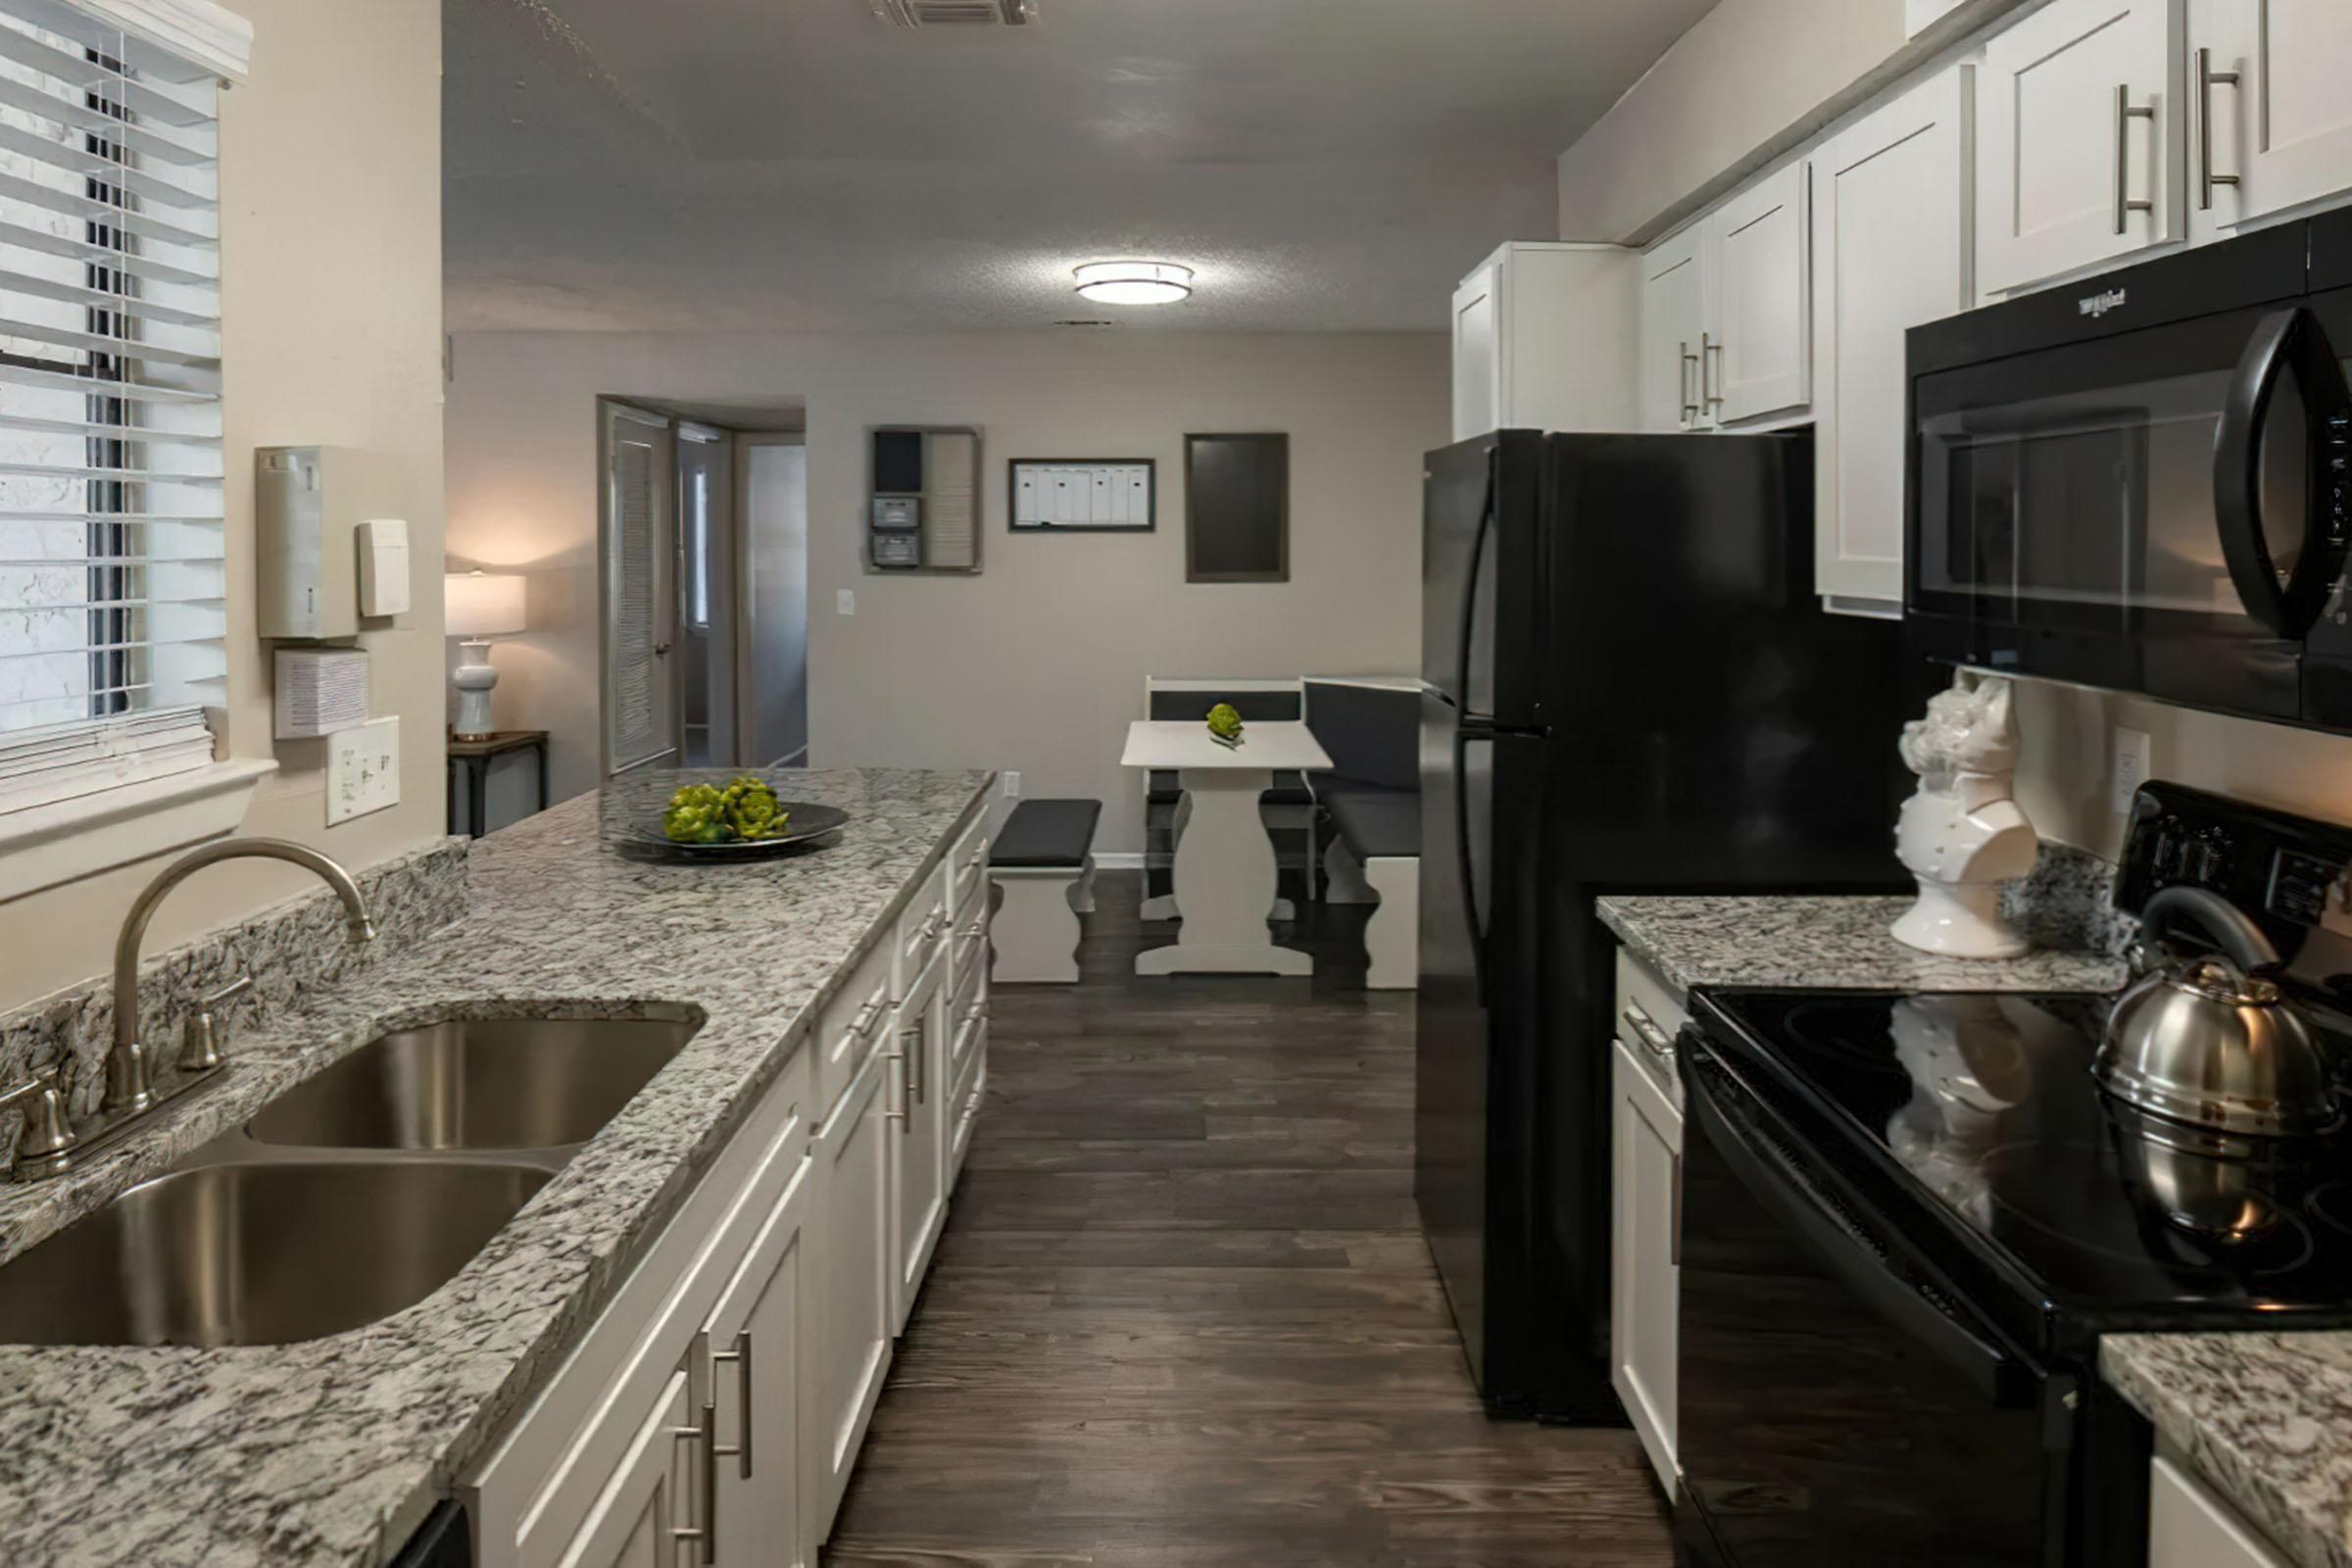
[1074,261,1194,306]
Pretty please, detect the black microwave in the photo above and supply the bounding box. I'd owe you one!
[1905,210,2352,732]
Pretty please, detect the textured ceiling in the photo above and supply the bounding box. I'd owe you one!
[443,0,1718,333]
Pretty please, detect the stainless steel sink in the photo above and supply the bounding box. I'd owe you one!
[245,1015,695,1151]
[0,1159,549,1347]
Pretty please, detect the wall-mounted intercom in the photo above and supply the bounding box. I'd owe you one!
[868,425,981,574]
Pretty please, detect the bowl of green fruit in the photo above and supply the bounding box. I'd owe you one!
[1205,702,1246,750]
[614,772,851,861]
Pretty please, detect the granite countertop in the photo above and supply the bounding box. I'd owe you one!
[0,767,992,1568]
[1596,893,2126,1001]
[2103,1334,2352,1568]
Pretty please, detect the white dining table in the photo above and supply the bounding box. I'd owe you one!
[1121,718,1333,976]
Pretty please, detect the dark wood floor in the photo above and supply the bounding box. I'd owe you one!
[827,875,1676,1566]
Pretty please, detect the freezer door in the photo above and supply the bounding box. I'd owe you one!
[1423,431,1544,723]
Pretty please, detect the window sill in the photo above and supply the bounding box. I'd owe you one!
[0,759,279,905]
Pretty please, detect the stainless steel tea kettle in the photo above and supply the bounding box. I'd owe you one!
[2094,886,2335,1137]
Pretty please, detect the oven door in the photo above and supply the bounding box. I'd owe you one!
[1910,299,2352,724]
[1675,1032,2062,1567]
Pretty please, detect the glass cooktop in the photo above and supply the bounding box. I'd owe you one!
[1707,989,2352,1318]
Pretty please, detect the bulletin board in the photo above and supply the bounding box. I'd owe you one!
[1008,459,1155,532]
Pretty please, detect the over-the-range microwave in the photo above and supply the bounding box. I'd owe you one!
[1905,209,2352,732]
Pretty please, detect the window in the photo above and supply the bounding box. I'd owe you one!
[1184,432,1288,583]
[0,0,223,810]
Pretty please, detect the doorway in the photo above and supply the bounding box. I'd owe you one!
[598,398,808,778]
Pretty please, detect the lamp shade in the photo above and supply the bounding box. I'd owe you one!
[445,571,526,637]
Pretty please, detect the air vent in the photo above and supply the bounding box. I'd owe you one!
[868,0,1031,24]
[1054,318,1116,328]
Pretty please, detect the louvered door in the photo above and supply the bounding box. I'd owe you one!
[603,402,676,777]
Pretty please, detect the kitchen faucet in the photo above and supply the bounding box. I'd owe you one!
[109,838,375,1115]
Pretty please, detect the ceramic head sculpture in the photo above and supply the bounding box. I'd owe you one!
[1891,670,2040,957]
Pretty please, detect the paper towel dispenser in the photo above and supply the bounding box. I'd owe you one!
[868,425,981,573]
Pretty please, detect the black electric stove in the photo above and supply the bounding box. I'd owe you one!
[1674,783,2352,1568]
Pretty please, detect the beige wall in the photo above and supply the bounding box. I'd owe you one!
[0,0,446,1008]
[444,331,1445,851]
[1554,0,2027,245]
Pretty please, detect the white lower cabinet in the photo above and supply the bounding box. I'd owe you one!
[2149,1448,2290,1568]
[1609,951,1687,1497]
[467,842,993,1568]
[701,1148,812,1568]
[889,945,951,1335]
[1811,65,1973,611]
[562,1366,697,1568]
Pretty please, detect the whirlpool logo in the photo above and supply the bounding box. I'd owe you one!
[2079,287,2128,318]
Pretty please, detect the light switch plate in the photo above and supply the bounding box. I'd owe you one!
[1004,770,1020,797]
[837,588,856,616]
[326,715,400,825]
[2111,727,2152,814]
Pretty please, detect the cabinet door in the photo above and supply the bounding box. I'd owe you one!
[1713,160,1812,423]
[1452,260,1502,441]
[703,1152,813,1568]
[2196,0,2352,230]
[1814,68,1973,609]
[889,949,951,1335]
[555,1368,693,1568]
[1609,1040,1682,1496]
[1640,228,1709,432]
[811,1045,894,1542]
[2149,1453,2290,1567]
[1979,0,2184,295]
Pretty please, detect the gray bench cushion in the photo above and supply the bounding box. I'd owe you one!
[992,799,1101,868]
[1323,784,1418,860]
[1304,681,1420,794]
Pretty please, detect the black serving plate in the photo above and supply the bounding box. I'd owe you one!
[612,800,852,862]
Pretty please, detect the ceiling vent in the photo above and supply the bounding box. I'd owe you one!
[868,0,1031,24]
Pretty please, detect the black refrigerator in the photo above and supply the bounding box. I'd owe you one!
[1415,427,1920,1420]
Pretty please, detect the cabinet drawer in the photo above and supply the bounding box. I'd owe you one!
[1613,948,1687,1105]
[894,858,951,1004]
[947,811,990,922]
[818,940,894,1123]
[948,942,987,1083]
[465,1034,813,1568]
[948,1023,986,1185]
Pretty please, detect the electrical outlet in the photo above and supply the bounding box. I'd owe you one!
[2111,727,2152,814]
[836,588,856,616]
[1004,771,1021,797]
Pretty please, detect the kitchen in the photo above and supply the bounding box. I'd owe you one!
[2,1,2352,1566]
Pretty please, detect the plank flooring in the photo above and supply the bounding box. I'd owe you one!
[826,875,1676,1567]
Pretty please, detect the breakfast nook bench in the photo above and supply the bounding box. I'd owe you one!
[989,798,1100,983]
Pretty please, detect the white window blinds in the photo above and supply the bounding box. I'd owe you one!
[0,0,222,802]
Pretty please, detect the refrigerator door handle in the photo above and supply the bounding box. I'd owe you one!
[1454,723,1487,1007]
[1454,450,1497,721]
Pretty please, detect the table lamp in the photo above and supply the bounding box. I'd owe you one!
[445,570,526,741]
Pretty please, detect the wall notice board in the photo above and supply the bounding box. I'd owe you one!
[1009,460,1155,531]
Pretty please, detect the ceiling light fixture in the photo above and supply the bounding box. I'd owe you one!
[1074,261,1194,306]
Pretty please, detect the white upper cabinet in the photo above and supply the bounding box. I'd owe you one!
[1640,227,1710,432]
[1713,161,1813,423]
[1979,0,2186,295]
[2192,0,2352,235]
[1449,243,1639,440]
[1813,66,1975,610]
[1638,162,1813,432]
[1451,260,1501,441]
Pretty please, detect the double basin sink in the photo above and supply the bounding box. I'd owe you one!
[0,1014,697,1349]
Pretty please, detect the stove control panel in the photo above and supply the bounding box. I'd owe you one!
[2119,782,2352,964]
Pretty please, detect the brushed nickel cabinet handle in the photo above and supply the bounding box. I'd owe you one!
[2115,83,2156,234]
[1678,340,1699,423]
[1701,332,1724,413]
[2197,48,2241,211]
[710,1330,753,1479]
[668,1409,716,1562]
[902,1018,926,1103]
[1621,1004,1675,1061]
